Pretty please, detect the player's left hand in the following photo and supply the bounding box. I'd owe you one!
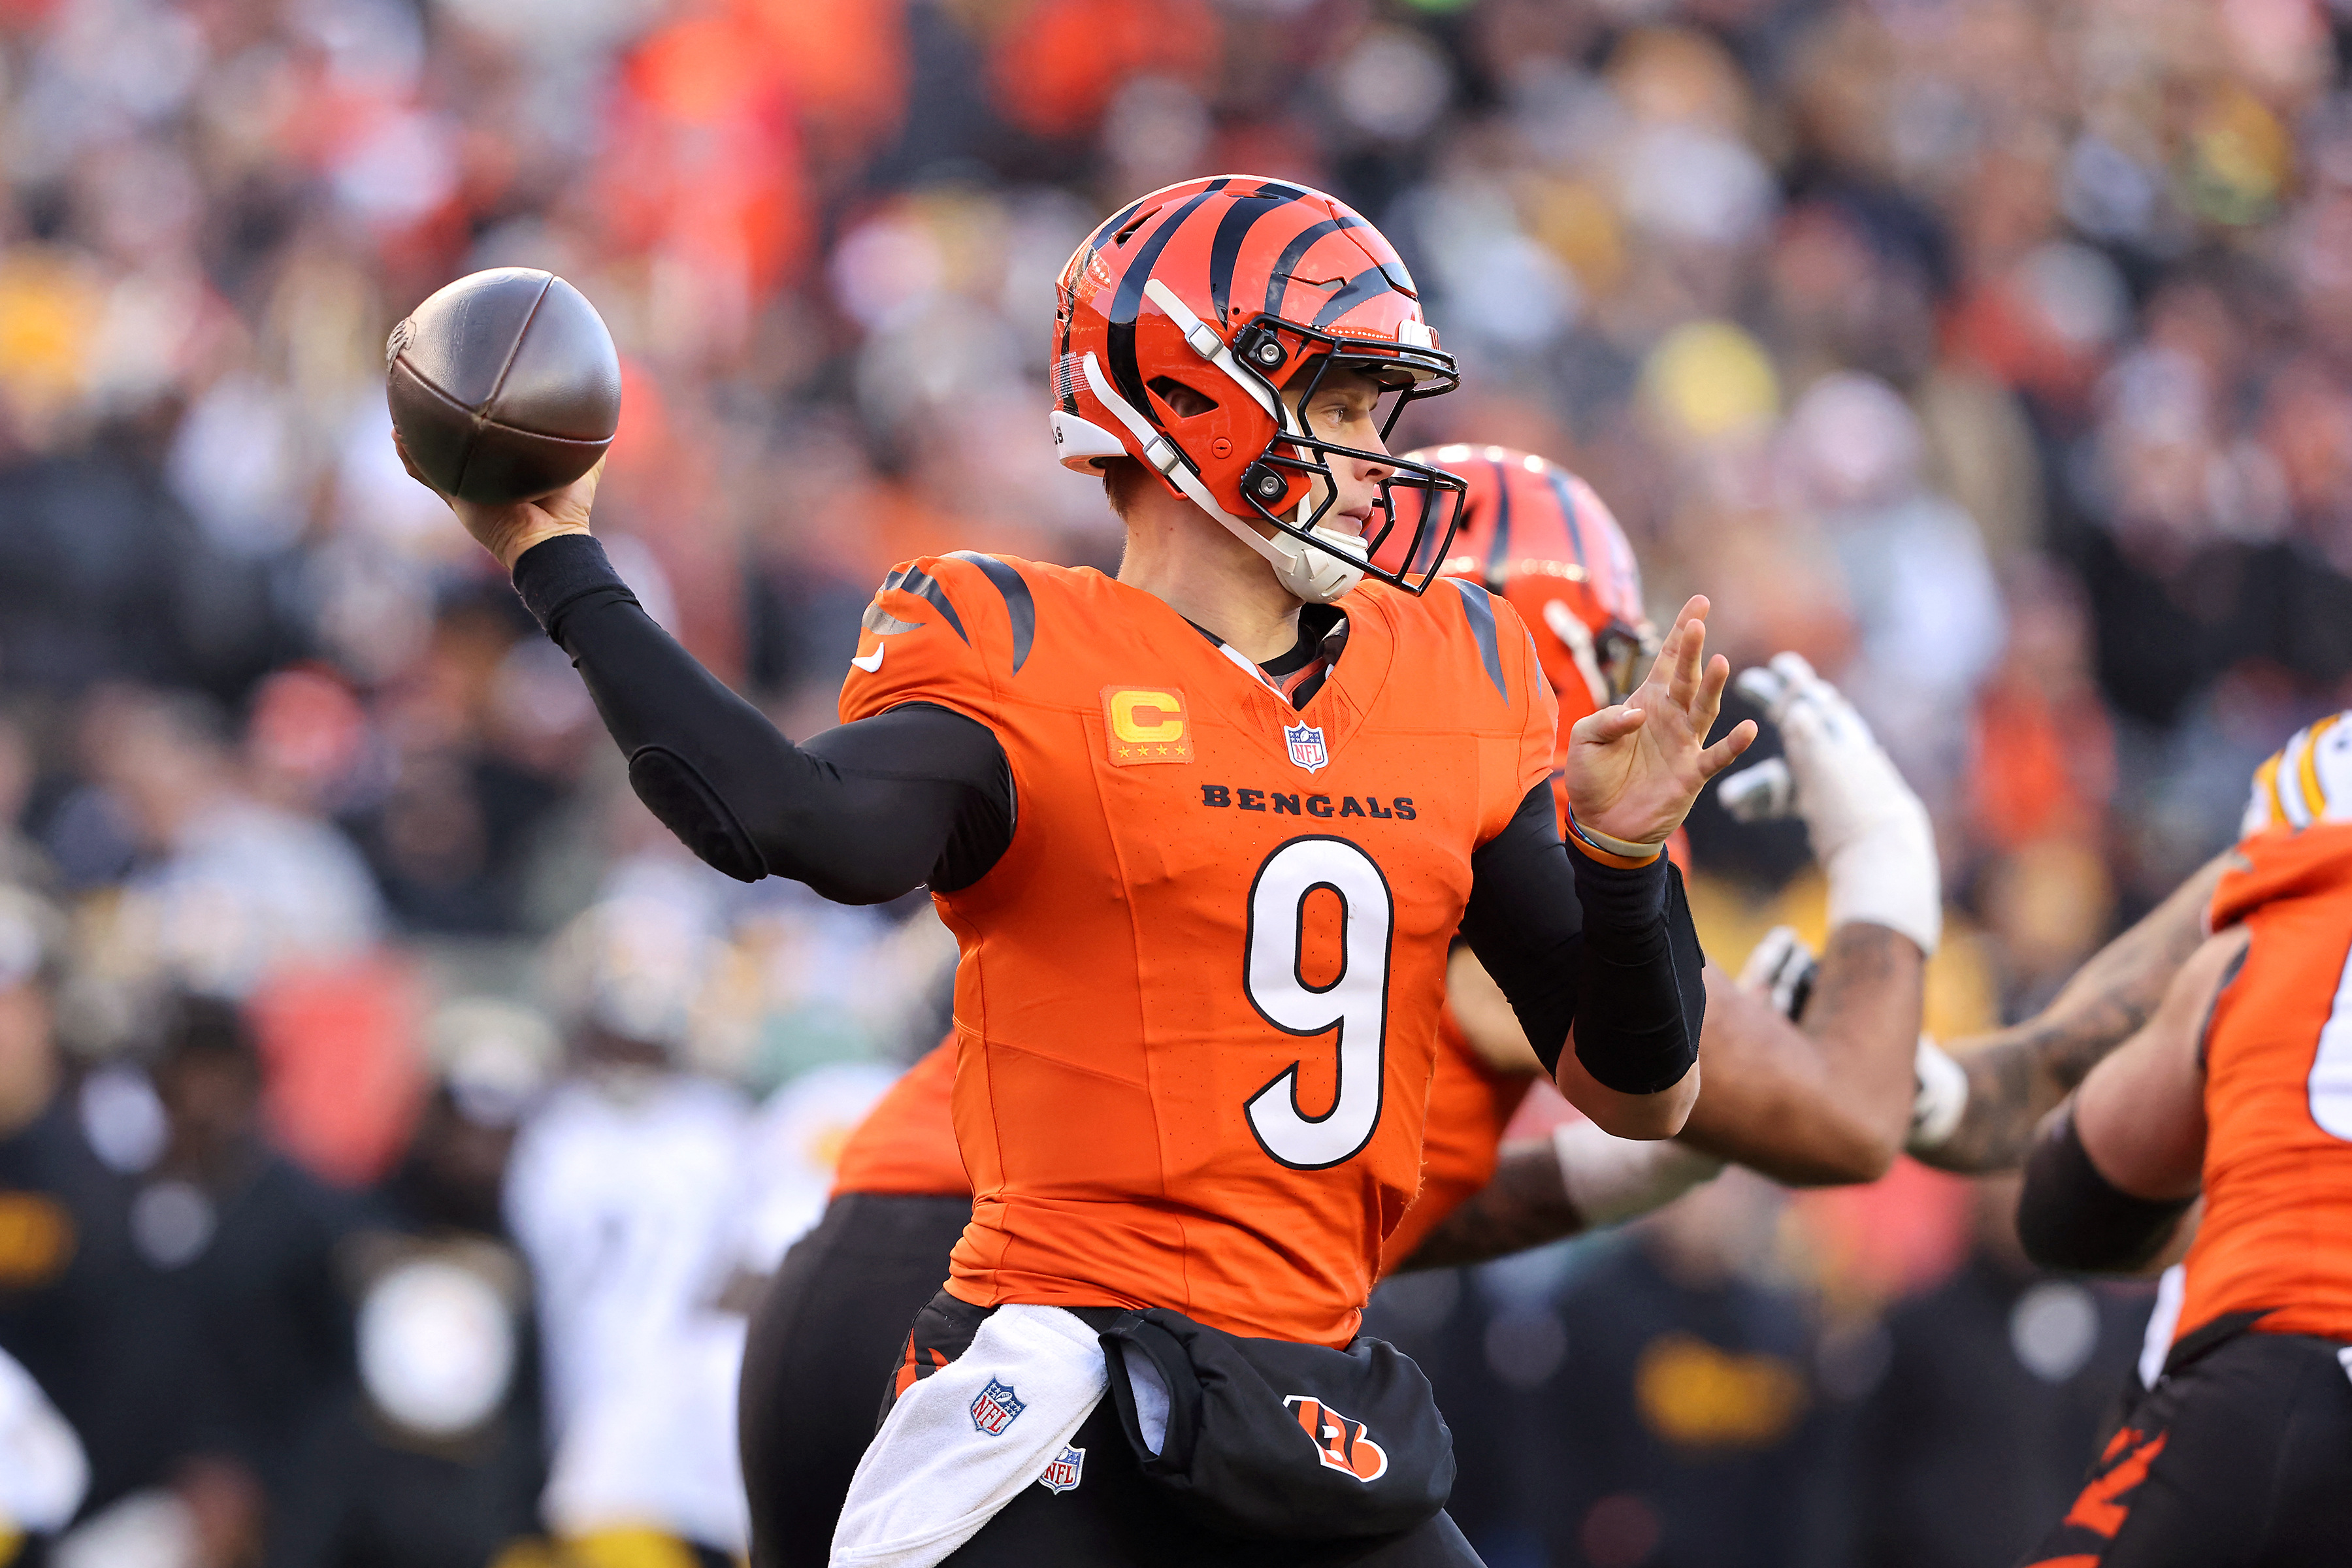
[1565,595,1756,849]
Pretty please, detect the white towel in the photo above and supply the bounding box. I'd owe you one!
[831,1303,1109,1567]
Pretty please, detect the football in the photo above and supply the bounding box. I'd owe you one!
[385,268,622,505]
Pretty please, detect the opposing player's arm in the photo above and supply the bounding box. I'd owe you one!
[2014,927,2242,1273]
[1674,925,1923,1184]
[509,535,1013,903]
[1392,1123,1724,1273]
[1914,849,2232,1173]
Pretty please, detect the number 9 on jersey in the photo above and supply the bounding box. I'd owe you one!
[1243,838,1395,1169]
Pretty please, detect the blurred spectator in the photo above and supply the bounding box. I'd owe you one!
[268,1000,555,1568]
[504,902,751,1559]
[1847,1177,2155,1568]
[131,994,359,1548]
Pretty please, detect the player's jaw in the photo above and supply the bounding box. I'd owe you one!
[1281,366,1399,546]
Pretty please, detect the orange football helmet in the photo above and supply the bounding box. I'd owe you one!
[1051,176,1466,603]
[1388,444,1656,726]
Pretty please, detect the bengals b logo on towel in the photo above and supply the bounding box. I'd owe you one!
[1283,1395,1388,1482]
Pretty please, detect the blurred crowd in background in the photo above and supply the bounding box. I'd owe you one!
[0,0,2345,1563]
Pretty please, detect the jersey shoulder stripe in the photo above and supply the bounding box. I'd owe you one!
[881,564,969,645]
[1445,577,1509,702]
[945,551,1037,674]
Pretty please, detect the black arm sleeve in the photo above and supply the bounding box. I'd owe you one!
[513,534,1013,904]
[2016,1107,2195,1273]
[1457,782,1705,1094]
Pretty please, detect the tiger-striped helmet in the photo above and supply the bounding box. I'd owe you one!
[1051,176,1465,604]
[2243,713,2352,837]
[1384,444,1655,726]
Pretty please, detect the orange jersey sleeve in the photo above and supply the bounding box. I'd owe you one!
[1377,1009,1533,1275]
[831,1037,968,1199]
[2175,822,2352,1345]
[838,553,1028,730]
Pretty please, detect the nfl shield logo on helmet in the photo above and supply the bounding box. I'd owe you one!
[970,1378,1026,1436]
[1284,723,1330,774]
[1037,1444,1085,1494]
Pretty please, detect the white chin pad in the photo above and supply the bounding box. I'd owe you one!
[1259,523,1367,604]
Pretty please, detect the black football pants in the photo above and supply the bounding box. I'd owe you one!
[738,1191,973,1568]
[2019,1326,2352,1566]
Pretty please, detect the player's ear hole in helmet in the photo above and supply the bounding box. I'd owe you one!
[1051,176,1469,604]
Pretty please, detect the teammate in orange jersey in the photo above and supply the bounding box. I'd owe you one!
[738,446,1937,1568]
[406,176,1746,1565]
[2011,715,2352,1565]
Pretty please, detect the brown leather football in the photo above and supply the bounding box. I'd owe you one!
[386,269,621,504]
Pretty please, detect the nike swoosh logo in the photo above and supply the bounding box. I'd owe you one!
[850,645,885,673]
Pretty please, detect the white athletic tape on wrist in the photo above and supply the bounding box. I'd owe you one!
[1552,1119,1727,1229]
[1906,1036,1968,1153]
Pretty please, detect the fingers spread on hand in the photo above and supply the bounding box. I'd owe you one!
[1575,704,1648,744]
[1696,719,1760,778]
[1693,652,1731,730]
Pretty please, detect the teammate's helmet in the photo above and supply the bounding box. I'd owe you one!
[1386,444,1656,725]
[2243,712,2352,837]
[1051,176,1466,604]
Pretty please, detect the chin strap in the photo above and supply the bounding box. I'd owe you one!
[1077,349,1365,604]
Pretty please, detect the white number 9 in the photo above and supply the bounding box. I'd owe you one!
[1243,838,1395,1169]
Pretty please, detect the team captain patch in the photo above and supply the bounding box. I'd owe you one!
[970,1377,1026,1435]
[1103,686,1194,766]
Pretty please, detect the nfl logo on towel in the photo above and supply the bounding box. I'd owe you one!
[1037,1444,1085,1494]
[1284,722,1329,774]
[970,1378,1025,1436]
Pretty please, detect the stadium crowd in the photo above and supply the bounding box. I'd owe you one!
[0,0,2344,1563]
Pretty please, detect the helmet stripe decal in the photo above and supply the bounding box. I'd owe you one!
[947,551,1036,675]
[1309,266,1402,330]
[1105,182,1231,419]
[1207,193,1298,327]
[1061,195,1151,411]
[1263,216,1365,317]
[1544,467,1592,570]
[1484,455,1514,589]
[1447,578,1509,702]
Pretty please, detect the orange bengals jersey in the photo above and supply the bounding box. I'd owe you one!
[830,1041,966,1198]
[832,1026,1537,1275]
[2176,821,2352,1346]
[841,551,1555,1346]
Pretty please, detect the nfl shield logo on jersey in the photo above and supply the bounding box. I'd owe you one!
[970,1377,1026,1436]
[1037,1444,1085,1494]
[1284,722,1330,774]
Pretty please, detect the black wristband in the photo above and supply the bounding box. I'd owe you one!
[2016,1107,2195,1273]
[512,534,638,644]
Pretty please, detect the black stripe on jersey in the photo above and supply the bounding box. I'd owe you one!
[882,567,968,645]
[1484,453,1514,587]
[1544,467,1590,570]
[1207,193,1296,326]
[946,551,1036,674]
[1262,216,1365,317]
[1106,180,1231,418]
[1448,578,1508,702]
[1309,265,1398,329]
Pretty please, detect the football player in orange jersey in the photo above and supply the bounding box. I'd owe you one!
[738,445,1940,1568]
[2008,716,2352,1565]
[402,176,1751,1565]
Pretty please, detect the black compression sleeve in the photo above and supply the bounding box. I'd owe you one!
[1458,783,1705,1093]
[2016,1107,2195,1273]
[512,535,1013,903]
